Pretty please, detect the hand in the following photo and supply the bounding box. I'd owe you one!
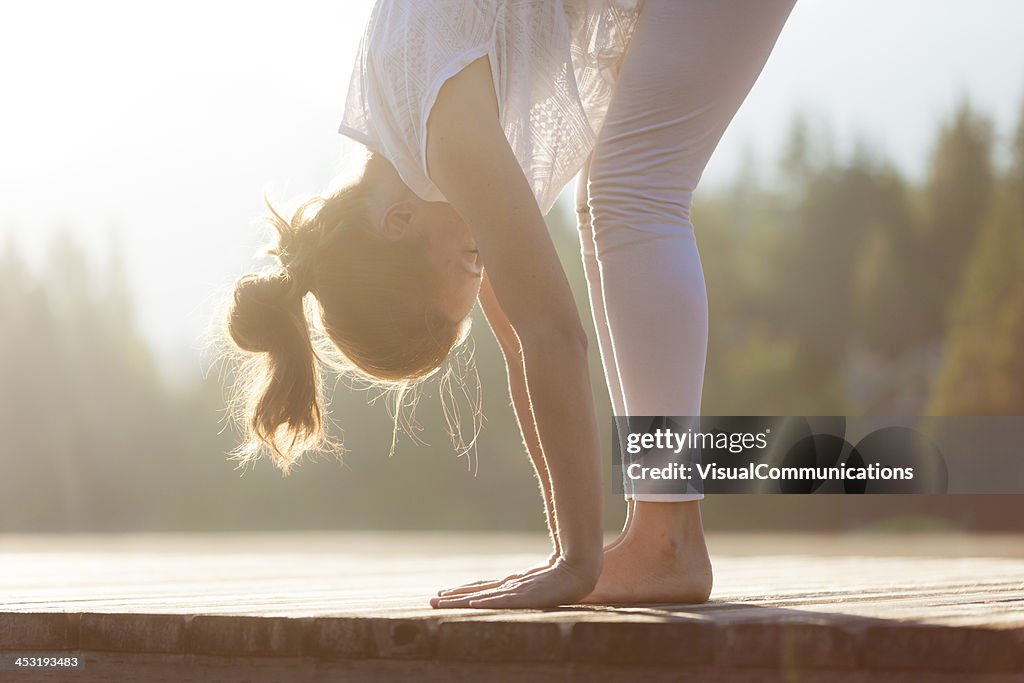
[430,557,599,609]
[435,552,559,598]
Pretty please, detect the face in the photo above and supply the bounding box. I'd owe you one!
[381,198,483,323]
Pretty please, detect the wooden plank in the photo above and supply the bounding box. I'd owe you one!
[0,532,1022,678]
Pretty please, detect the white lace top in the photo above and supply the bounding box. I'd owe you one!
[339,0,642,214]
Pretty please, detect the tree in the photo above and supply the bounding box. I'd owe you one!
[917,100,995,340]
[927,101,1024,415]
[928,254,1024,416]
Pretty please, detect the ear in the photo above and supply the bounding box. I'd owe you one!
[378,199,419,242]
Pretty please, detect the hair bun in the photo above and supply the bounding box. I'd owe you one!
[227,271,303,354]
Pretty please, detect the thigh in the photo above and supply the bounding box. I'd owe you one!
[589,0,796,225]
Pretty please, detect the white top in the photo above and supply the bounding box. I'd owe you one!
[339,0,642,215]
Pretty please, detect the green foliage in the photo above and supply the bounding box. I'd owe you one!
[927,184,1024,414]
[0,233,177,530]
[926,98,1024,415]
[918,100,995,339]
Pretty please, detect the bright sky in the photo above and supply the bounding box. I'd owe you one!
[3,1,1023,363]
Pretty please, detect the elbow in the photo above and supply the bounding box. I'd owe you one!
[518,318,589,356]
[570,324,589,353]
[496,330,524,362]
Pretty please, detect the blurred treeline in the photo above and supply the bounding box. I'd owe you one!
[1,100,1021,533]
[697,101,1024,418]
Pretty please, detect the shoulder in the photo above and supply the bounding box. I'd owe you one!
[425,56,501,181]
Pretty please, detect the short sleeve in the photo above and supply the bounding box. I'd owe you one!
[340,0,641,214]
[339,1,499,203]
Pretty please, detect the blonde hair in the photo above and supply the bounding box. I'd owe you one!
[222,156,476,473]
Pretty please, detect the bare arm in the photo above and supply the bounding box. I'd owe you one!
[479,272,560,557]
[426,58,603,605]
[434,272,564,599]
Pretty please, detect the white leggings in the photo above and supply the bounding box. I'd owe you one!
[576,0,796,501]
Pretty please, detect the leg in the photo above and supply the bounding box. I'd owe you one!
[584,0,796,603]
[576,155,636,548]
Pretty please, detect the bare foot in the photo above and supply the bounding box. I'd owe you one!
[583,501,713,605]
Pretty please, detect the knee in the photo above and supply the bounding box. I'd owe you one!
[587,157,698,256]
[575,197,593,232]
[574,158,595,235]
[574,194,600,262]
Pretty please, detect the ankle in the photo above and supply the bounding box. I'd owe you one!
[633,500,704,532]
[626,502,705,556]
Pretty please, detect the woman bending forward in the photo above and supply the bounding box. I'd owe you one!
[225,0,795,608]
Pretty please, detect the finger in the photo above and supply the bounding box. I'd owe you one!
[438,576,517,596]
[437,579,500,596]
[439,558,558,596]
[431,588,495,608]
[438,566,548,596]
[468,577,579,609]
[431,581,526,609]
[467,592,529,609]
[432,593,489,609]
[431,588,511,608]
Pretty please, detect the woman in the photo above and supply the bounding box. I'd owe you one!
[225,0,795,608]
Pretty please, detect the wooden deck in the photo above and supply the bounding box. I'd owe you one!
[1,532,1022,682]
